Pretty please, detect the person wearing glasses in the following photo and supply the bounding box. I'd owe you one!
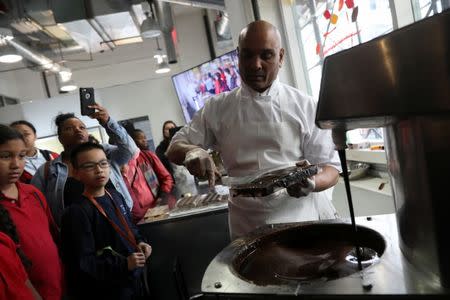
[31,104,138,227]
[61,142,151,300]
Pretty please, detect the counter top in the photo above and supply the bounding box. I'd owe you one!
[138,193,229,225]
[346,149,387,164]
[338,176,392,197]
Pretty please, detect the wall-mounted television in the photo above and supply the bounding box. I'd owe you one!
[172,50,241,123]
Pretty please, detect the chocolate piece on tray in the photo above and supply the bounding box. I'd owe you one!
[230,165,319,197]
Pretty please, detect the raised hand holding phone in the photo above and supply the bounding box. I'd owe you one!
[88,103,110,125]
[80,87,95,116]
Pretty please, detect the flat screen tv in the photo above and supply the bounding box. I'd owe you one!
[172,50,241,123]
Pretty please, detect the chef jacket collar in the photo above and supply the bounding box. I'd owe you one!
[241,78,280,100]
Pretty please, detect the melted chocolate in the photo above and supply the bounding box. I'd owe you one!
[233,224,384,286]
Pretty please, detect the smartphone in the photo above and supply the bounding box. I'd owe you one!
[79,87,95,116]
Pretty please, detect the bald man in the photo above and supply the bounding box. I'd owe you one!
[167,21,341,239]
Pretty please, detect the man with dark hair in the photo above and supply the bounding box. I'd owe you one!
[167,21,341,239]
[61,142,151,300]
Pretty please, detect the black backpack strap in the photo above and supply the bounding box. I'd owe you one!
[39,149,52,161]
[33,191,45,210]
[44,160,51,181]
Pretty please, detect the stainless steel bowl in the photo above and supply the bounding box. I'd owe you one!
[347,162,370,180]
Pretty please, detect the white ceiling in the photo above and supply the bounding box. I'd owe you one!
[0,3,204,74]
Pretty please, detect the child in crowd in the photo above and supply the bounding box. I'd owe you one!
[61,142,152,300]
[10,120,58,184]
[155,120,177,179]
[0,204,42,300]
[123,129,173,223]
[0,124,63,300]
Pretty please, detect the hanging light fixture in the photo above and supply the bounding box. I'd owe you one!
[58,66,72,82]
[154,38,170,74]
[140,2,161,39]
[0,28,23,63]
[155,60,170,74]
[59,79,77,92]
[0,45,23,63]
[57,66,77,92]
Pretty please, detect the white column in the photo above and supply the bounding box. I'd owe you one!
[224,0,254,48]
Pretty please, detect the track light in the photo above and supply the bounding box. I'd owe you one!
[155,60,170,74]
[140,11,161,38]
[57,66,77,92]
[59,79,77,92]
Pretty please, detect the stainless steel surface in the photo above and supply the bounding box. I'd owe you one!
[315,10,450,289]
[316,10,450,131]
[347,162,370,181]
[385,117,450,286]
[202,214,445,295]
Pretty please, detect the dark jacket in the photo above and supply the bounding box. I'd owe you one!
[155,139,174,179]
[61,188,144,300]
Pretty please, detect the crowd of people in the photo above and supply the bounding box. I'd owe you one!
[0,20,340,300]
[197,66,240,96]
[0,104,181,299]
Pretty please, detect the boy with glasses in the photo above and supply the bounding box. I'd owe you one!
[61,142,151,300]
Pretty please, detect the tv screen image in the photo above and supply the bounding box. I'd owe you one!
[172,50,241,123]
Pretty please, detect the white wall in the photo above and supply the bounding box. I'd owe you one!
[0,71,18,99]
[258,0,294,87]
[224,0,254,48]
[0,93,100,137]
[99,76,185,144]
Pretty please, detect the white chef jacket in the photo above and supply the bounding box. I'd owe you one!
[172,79,341,238]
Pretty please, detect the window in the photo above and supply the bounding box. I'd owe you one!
[292,0,395,145]
[292,0,396,99]
[0,95,20,107]
[411,0,449,20]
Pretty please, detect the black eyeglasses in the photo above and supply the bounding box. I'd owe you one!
[78,160,110,171]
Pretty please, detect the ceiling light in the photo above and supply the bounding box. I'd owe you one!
[0,45,23,63]
[0,29,22,63]
[154,38,170,74]
[140,12,161,38]
[60,79,77,92]
[155,61,170,74]
[58,67,72,82]
[0,27,14,42]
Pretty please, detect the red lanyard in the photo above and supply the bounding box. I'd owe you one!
[84,190,138,251]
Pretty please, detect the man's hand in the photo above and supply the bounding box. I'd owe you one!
[286,160,316,198]
[184,147,220,188]
[88,103,110,125]
[138,242,152,260]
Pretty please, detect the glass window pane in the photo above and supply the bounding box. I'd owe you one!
[292,0,395,144]
[411,0,447,20]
